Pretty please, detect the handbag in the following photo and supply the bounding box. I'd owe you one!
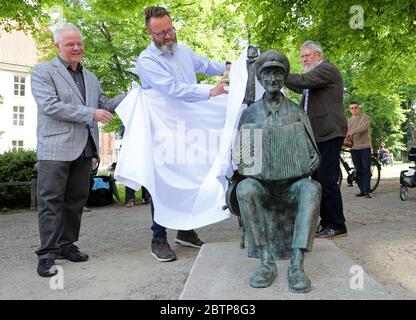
[344,135,353,148]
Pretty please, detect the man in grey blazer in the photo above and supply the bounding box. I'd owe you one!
[31,23,126,277]
[285,41,348,240]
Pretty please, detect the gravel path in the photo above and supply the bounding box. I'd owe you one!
[0,163,415,299]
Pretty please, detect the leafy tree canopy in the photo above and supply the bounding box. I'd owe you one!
[1,0,415,153]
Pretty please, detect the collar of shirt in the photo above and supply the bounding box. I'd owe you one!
[57,55,83,72]
[263,94,285,117]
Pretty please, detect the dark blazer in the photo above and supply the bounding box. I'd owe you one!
[285,60,347,143]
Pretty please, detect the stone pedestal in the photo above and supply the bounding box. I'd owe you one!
[180,240,391,300]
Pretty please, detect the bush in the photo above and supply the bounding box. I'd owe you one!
[0,149,37,209]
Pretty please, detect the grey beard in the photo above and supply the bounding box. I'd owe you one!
[159,42,177,53]
[303,60,320,73]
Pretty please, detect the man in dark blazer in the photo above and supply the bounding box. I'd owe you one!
[285,41,348,239]
[31,23,126,277]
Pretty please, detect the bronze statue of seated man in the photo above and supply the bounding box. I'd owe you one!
[233,49,322,293]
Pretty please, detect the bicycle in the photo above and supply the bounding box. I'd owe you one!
[338,148,381,193]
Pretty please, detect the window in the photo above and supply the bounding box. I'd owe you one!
[12,140,24,151]
[14,75,26,96]
[13,106,25,127]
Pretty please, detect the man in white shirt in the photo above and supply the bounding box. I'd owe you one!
[135,6,230,262]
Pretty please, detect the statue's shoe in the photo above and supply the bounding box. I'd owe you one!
[250,262,277,288]
[287,265,311,293]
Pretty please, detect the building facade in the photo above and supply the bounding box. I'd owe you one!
[0,28,38,153]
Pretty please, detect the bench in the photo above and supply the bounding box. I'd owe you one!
[0,179,37,210]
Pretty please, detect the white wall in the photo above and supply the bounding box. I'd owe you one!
[0,63,37,153]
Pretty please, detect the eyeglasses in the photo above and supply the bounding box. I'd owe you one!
[350,106,359,110]
[150,27,176,39]
[62,42,84,48]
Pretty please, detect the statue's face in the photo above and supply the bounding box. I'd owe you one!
[248,46,258,59]
[259,68,285,94]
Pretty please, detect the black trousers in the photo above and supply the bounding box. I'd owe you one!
[351,148,371,193]
[311,137,346,231]
[36,156,92,259]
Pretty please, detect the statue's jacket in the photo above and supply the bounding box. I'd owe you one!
[234,93,320,181]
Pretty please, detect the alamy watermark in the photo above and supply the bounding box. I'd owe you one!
[153,121,263,173]
[349,264,364,290]
[49,265,64,290]
[350,5,364,30]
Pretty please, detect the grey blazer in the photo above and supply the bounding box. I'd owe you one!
[31,56,125,161]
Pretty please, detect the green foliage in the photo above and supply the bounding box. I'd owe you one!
[0,0,47,32]
[0,150,37,209]
[101,114,122,133]
[2,0,416,152]
[233,0,416,151]
[35,0,247,134]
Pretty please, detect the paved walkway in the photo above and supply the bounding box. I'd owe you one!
[0,163,415,299]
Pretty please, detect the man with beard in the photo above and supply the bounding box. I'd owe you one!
[135,6,230,262]
[285,41,348,240]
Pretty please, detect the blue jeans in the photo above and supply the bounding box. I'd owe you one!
[150,201,192,239]
[150,201,167,239]
[351,148,371,193]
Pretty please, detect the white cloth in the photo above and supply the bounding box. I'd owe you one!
[115,49,250,230]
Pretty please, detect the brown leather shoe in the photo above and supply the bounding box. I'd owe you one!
[355,192,366,197]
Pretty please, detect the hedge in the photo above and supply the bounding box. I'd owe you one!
[0,150,37,210]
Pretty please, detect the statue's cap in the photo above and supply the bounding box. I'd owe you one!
[255,50,290,78]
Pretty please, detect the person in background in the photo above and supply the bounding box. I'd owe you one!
[346,102,372,198]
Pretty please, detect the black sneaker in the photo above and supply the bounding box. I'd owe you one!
[174,230,204,248]
[151,237,177,262]
[315,224,325,235]
[315,227,348,240]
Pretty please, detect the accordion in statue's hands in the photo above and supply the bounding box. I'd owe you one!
[233,121,320,180]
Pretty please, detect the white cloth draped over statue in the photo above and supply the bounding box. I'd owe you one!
[115,48,256,230]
